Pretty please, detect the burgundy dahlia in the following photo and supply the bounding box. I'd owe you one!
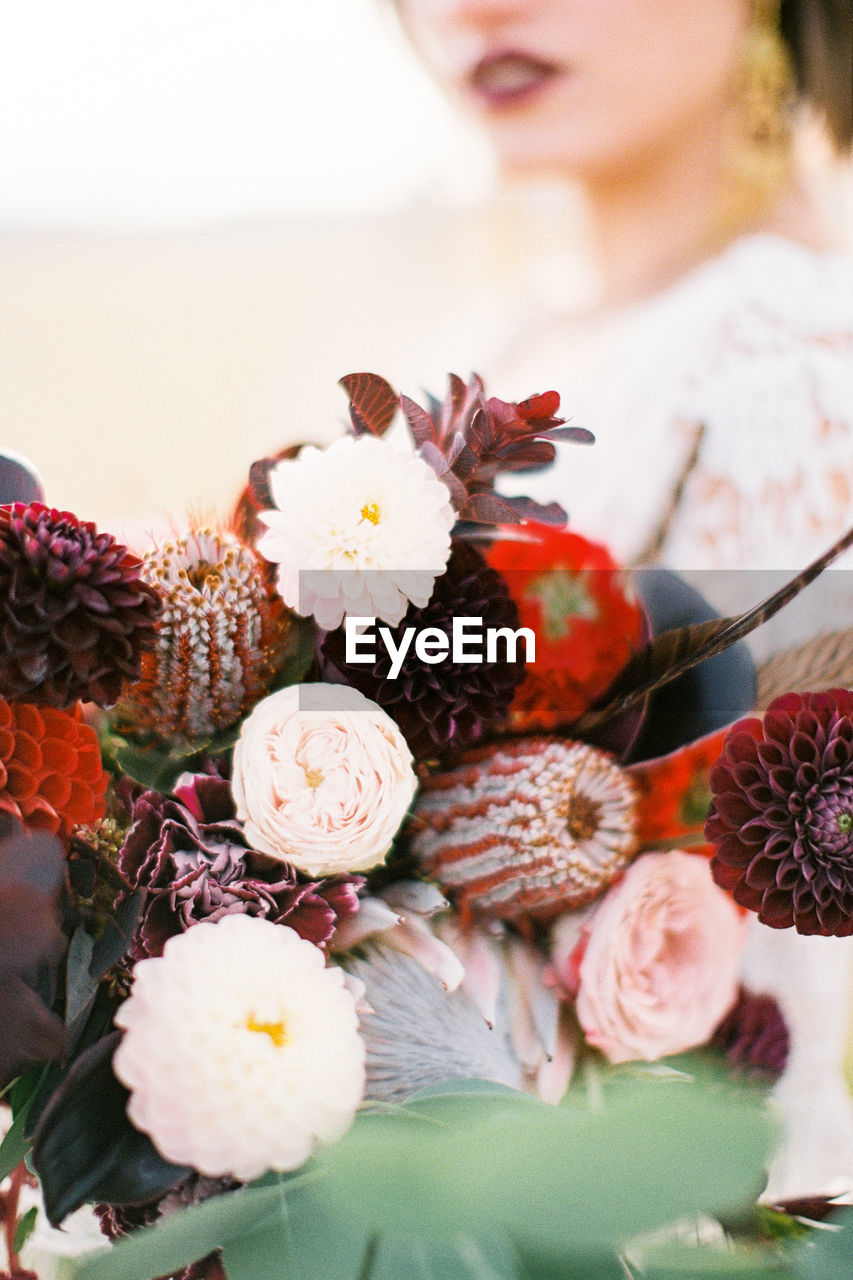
[117,772,362,960]
[0,503,162,708]
[706,690,853,936]
[96,1176,234,1280]
[711,988,790,1081]
[319,542,526,760]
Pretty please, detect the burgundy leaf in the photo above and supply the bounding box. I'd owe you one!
[499,496,568,526]
[541,425,596,444]
[459,492,525,525]
[401,394,437,448]
[0,978,67,1085]
[339,373,398,437]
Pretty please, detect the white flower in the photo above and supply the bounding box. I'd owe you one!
[112,916,366,1182]
[231,683,417,876]
[257,435,455,629]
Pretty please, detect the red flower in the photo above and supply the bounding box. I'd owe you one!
[487,525,644,732]
[706,690,853,935]
[0,502,162,708]
[628,727,729,847]
[0,698,107,838]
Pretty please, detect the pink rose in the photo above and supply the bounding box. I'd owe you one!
[231,683,417,877]
[573,851,746,1063]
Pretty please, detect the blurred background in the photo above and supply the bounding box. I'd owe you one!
[1,0,850,541]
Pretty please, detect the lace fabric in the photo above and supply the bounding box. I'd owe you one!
[496,233,853,574]
[496,231,853,1199]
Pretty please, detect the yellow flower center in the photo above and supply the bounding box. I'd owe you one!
[246,1015,288,1048]
[304,767,324,789]
[360,502,381,525]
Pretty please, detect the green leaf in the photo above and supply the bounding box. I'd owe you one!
[65,928,97,1025]
[72,1069,778,1280]
[267,614,317,692]
[74,1181,295,1280]
[0,1067,46,1180]
[33,1032,189,1225]
[13,1204,38,1255]
[628,1237,791,1278]
[790,1208,853,1279]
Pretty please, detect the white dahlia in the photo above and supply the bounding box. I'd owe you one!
[112,916,366,1181]
[257,435,455,629]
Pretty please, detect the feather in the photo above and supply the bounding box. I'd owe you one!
[755,628,853,709]
[572,523,853,736]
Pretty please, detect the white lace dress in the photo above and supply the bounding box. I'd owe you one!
[498,232,853,1199]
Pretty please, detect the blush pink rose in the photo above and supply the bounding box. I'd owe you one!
[574,850,746,1064]
[231,683,417,877]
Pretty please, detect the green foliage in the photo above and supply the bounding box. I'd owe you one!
[72,1066,778,1280]
[13,1205,38,1255]
[0,1067,46,1181]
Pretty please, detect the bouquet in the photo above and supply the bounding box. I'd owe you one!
[2,374,853,1280]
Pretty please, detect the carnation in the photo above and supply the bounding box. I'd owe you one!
[257,435,455,630]
[574,850,746,1063]
[112,915,366,1181]
[231,683,417,877]
[117,772,362,960]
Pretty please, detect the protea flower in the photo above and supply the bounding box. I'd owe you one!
[319,542,526,760]
[117,772,362,960]
[0,698,107,838]
[0,502,162,708]
[706,690,853,936]
[113,527,294,744]
[411,736,639,923]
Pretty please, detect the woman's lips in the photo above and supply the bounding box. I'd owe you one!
[468,52,562,108]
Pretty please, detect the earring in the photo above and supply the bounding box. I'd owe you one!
[718,0,796,235]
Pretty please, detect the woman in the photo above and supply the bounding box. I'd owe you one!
[394,0,853,572]
[392,0,853,1199]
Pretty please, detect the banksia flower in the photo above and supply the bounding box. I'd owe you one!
[0,502,162,708]
[0,698,107,838]
[113,528,294,744]
[319,542,527,760]
[118,772,362,960]
[486,524,644,731]
[706,689,853,936]
[411,737,639,923]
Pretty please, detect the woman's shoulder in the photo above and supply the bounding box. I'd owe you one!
[660,234,853,571]
[652,231,853,346]
[660,234,853,456]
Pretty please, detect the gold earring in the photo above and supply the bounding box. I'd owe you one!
[718,0,796,235]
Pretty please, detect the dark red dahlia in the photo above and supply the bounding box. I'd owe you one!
[706,690,853,936]
[117,772,362,960]
[0,503,162,708]
[319,541,527,760]
[711,988,790,1081]
[95,1175,234,1280]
